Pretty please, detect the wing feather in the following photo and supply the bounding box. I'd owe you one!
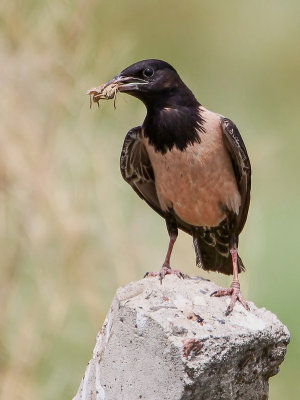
[220,117,251,234]
[120,127,165,219]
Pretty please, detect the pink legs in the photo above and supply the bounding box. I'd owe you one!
[144,218,184,283]
[211,241,249,316]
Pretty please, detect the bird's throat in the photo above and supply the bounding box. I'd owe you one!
[143,105,205,154]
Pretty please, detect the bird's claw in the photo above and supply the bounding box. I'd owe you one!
[211,284,249,316]
[144,265,184,284]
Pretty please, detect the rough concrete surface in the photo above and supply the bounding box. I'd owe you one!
[73,275,290,400]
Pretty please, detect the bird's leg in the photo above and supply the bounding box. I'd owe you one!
[144,217,184,283]
[211,237,249,315]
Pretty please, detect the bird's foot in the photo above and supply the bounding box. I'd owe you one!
[211,279,249,316]
[144,264,184,284]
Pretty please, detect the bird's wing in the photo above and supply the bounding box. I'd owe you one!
[220,116,251,233]
[192,116,251,274]
[120,126,166,219]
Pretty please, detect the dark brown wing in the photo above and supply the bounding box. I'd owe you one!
[120,126,166,219]
[220,117,251,234]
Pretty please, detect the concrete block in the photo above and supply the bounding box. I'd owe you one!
[73,275,289,400]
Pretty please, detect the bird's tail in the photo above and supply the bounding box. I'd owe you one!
[192,232,245,276]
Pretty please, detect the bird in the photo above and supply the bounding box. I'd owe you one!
[89,59,251,315]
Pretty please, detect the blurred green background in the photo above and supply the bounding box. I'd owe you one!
[0,0,299,399]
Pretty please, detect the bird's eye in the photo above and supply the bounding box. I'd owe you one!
[143,67,154,78]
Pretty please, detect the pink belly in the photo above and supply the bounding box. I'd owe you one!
[154,158,228,227]
[145,139,241,227]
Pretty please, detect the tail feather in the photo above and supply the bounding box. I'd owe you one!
[193,234,245,275]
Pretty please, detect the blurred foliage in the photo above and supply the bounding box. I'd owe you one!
[0,0,299,399]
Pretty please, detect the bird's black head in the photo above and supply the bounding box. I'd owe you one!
[102,59,199,109]
[98,59,204,153]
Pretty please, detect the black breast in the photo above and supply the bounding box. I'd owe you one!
[143,105,205,154]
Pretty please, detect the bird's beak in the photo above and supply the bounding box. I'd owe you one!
[87,75,148,105]
[104,74,148,92]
